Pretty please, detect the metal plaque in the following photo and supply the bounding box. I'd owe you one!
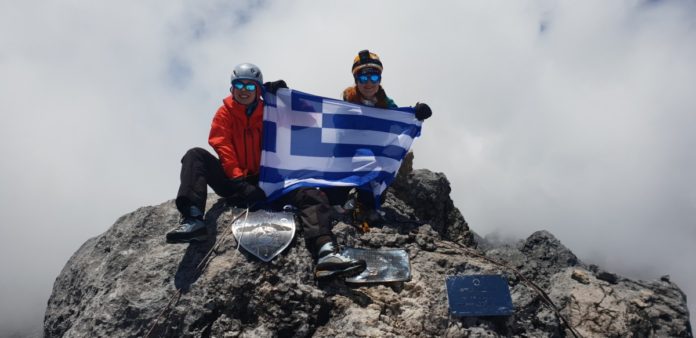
[231,210,296,262]
[446,275,514,317]
[342,248,411,283]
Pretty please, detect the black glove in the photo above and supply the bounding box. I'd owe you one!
[241,183,267,206]
[414,102,432,121]
[263,80,287,95]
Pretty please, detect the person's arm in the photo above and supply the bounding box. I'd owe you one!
[208,106,245,178]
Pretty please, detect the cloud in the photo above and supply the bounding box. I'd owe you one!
[1,0,694,334]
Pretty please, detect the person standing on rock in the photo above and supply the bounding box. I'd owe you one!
[340,49,433,224]
[166,63,287,244]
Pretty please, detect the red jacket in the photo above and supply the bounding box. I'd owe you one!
[208,95,264,179]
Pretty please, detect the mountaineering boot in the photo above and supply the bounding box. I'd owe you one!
[166,206,208,243]
[315,242,367,279]
[364,208,386,227]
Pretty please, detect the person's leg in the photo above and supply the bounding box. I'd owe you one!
[287,188,335,253]
[355,188,385,227]
[175,147,224,215]
[288,187,366,279]
[170,147,231,243]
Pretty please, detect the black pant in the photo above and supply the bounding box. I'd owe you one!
[272,187,346,253]
[176,147,256,217]
[275,187,376,254]
[176,147,372,254]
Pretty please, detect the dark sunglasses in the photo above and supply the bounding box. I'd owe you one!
[356,73,381,84]
[232,81,257,91]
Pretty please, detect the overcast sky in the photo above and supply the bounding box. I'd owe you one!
[1,0,694,335]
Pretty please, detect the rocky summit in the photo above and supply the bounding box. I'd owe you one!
[44,167,692,337]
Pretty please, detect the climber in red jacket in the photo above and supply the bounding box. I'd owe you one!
[167,62,367,280]
[167,63,277,244]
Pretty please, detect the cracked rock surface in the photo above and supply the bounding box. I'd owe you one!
[44,169,691,337]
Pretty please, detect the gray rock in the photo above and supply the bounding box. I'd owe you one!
[389,166,475,246]
[571,270,591,285]
[44,170,692,337]
[596,270,619,285]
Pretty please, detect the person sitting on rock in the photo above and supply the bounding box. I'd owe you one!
[167,63,284,244]
[276,50,434,279]
[166,63,366,281]
[341,49,433,225]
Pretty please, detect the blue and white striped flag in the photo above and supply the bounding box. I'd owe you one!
[259,88,422,207]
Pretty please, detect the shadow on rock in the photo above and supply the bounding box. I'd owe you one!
[318,279,373,307]
[174,199,229,292]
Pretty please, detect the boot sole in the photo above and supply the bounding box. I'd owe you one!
[165,234,209,244]
[315,262,367,279]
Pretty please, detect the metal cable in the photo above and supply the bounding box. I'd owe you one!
[381,214,581,337]
[452,242,582,338]
[145,207,249,338]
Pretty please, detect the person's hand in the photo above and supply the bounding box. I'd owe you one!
[241,183,267,205]
[263,80,288,95]
[414,102,432,121]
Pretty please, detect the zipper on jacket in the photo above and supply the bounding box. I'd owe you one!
[244,115,250,175]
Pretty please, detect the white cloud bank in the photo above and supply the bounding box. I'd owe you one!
[1,0,694,334]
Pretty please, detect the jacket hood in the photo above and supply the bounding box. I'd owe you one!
[343,86,394,109]
[222,93,263,116]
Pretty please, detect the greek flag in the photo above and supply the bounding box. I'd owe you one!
[259,88,422,207]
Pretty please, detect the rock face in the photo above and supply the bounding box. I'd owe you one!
[44,169,692,337]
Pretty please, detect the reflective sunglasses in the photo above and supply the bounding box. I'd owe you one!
[356,73,381,84]
[232,81,257,91]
